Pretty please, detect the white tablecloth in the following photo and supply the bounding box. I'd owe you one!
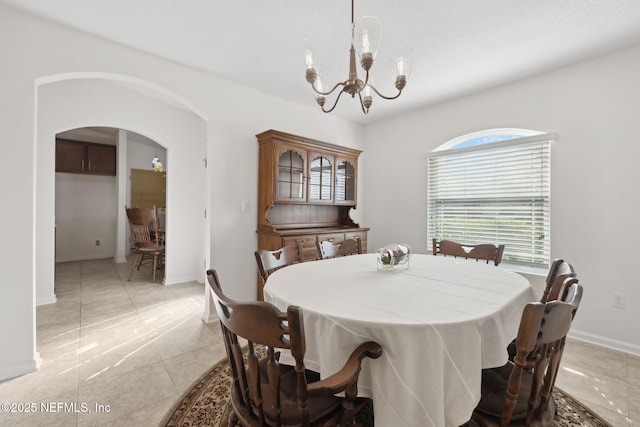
[264,253,536,427]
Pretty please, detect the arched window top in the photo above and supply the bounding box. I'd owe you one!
[427,127,553,266]
[435,128,544,152]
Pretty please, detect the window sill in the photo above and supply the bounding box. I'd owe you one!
[501,262,547,277]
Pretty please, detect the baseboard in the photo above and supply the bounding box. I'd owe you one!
[0,357,39,381]
[163,275,202,286]
[36,294,57,306]
[568,329,640,356]
[202,312,218,323]
[56,254,114,263]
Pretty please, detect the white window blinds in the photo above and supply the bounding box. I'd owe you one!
[427,134,552,266]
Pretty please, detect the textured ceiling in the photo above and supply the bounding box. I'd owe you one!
[3,0,640,124]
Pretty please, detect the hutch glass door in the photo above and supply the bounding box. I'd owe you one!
[276,149,305,201]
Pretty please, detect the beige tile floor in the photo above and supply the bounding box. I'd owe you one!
[0,258,226,427]
[557,338,640,426]
[0,257,637,426]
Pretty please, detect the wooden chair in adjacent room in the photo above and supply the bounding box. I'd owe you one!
[471,278,583,427]
[206,269,383,427]
[125,205,165,283]
[255,242,303,300]
[317,238,362,260]
[432,238,505,266]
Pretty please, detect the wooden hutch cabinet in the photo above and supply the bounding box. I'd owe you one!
[256,129,369,298]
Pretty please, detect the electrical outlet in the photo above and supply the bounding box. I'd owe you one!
[95,240,101,246]
[613,292,625,308]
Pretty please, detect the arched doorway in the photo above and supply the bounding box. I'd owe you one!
[35,74,208,305]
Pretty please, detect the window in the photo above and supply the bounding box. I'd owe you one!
[427,129,553,266]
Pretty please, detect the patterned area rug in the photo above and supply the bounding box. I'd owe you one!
[160,357,612,427]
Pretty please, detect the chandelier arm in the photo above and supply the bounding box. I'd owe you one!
[357,92,369,114]
[367,83,403,100]
[321,89,348,113]
[360,69,370,87]
[310,81,347,97]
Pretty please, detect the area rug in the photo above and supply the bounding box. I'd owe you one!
[161,357,612,427]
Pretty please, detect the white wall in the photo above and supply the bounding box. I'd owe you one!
[0,5,363,380]
[363,45,640,354]
[127,134,168,172]
[55,173,117,262]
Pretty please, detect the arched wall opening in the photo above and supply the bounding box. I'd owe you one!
[35,75,209,309]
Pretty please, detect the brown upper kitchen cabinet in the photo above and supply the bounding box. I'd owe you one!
[56,138,116,176]
[256,130,368,298]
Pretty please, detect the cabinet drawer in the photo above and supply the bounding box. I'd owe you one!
[282,235,317,261]
[317,233,345,243]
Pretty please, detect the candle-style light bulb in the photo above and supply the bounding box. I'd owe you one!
[304,49,315,69]
[391,47,414,79]
[353,16,381,62]
[362,29,370,53]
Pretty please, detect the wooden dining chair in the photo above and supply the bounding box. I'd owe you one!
[540,258,576,303]
[317,240,338,259]
[507,261,577,361]
[125,205,165,283]
[255,242,303,299]
[206,269,383,427]
[317,238,362,260]
[432,238,505,266]
[471,279,583,427]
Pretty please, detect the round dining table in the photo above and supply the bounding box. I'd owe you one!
[264,253,537,427]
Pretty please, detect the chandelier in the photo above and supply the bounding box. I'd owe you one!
[304,0,414,114]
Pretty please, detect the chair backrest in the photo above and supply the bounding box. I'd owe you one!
[157,207,167,228]
[317,240,337,260]
[207,269,301,426]
[317,238,362,260]
[206,269,382,427]
[432,238,505,266]
[336,238,362,256]
[255,243,303,284]
[540,258,576,303]
[497,279,583,426]
[125,206,160,250]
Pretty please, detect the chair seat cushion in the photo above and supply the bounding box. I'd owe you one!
[475,362,532,420]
